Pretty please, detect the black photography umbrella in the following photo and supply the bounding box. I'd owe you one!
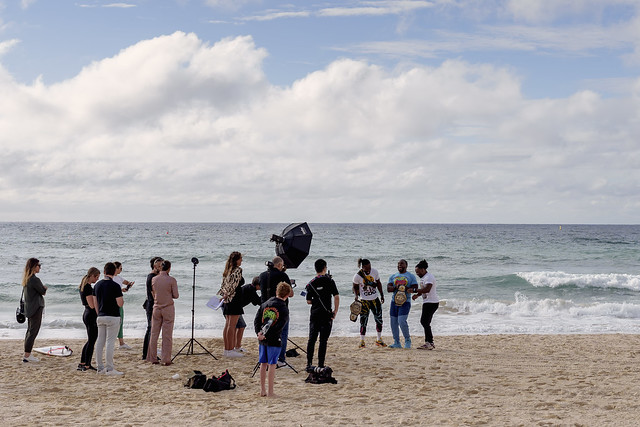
[271,222,313,269]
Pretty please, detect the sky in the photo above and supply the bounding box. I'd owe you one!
[0,0,639,224]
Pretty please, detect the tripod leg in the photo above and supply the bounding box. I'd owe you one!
[276,359,299,374]
[287,338,307,354]
[251,361,260,378]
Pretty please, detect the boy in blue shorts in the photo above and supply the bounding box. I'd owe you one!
[254,281,291,397]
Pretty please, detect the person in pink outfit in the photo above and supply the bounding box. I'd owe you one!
[146,260,179,366]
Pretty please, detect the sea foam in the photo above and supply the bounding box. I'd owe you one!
[517,271,640,291]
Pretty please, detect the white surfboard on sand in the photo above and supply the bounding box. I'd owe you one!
[32,345,73,357]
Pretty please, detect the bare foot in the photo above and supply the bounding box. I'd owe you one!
[267,393,279,398]
[260,391,267,397]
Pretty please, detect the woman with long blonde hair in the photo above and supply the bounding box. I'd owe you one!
[22,258,47,363]
[78,267,101,371]
[219,251,245,357]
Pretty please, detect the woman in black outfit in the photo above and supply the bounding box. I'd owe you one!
[78,267,100,371]
[22,258,47,363]
[219,251,245,357]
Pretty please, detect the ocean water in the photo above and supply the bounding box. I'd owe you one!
[1,223,639,340]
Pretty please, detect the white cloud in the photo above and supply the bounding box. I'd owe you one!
[318,1,433,17]
[0,31,639,223]
[345,20,636,59]
[240,11,310,21]
[20,0,36,9]
[0,38,19,56]
[103,3,137,8]
[204,0,261,11]
[503,0,639,23]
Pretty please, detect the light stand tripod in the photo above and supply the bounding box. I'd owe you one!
[172,257,217,361]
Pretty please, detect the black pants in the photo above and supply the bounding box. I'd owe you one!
[81,307,98,365]
[24,306,43,353]
[420,303,439,344]
[142,303,153,359]
[307,317,333,367]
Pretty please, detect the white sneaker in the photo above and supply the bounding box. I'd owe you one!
[105,369,124,376]
[276,361,292,369]
[225,349,244,358]
[119,344,132,350]
[97,368,106,375]
[23,355,40,362]
[233,347,246,353]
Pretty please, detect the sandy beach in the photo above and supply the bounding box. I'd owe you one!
[3,334,640,426]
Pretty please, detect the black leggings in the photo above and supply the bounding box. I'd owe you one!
[24,306,43,353]
[142,304,153,359]
[420,303,439,344]
[81,307,98,365]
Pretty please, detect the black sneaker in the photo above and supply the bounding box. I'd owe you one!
[77,364,87,371]
[85,365,97,371]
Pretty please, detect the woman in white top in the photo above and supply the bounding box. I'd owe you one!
[412,259,439,350]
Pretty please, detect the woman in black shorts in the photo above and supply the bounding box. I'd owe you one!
[219,251,244,357]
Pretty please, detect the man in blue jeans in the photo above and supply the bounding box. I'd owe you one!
[387,259,418,349]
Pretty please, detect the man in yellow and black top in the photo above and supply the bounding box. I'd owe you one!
[353,258,386,348]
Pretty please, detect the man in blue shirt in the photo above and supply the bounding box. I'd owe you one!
[387,259,418,349]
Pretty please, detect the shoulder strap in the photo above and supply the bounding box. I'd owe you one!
[307,277,331,313]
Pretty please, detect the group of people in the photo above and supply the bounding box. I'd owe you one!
[219,253,438,397]
[19,253,439,391]
[77,258,178,374]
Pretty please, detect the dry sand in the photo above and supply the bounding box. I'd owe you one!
[3,334,640,426]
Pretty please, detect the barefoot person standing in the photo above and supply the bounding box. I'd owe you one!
[255,282,291,397]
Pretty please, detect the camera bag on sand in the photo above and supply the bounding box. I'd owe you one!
[203,369,236,392]
[305,366,338,385]
[185,370,207,389]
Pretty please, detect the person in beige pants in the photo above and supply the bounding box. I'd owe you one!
[146,260,179,366]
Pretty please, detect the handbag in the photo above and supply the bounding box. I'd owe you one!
[16,288,26,324]
[184,370,207,389]
[203,370,236,392]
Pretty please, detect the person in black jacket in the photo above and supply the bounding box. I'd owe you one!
[254,282,291,397]
[305,259,339,368]
[258,256,293,366]
[142,256,163,361]
[22,258,47,363]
